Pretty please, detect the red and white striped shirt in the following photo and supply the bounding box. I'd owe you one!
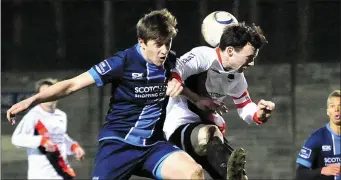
[11,105,79,179]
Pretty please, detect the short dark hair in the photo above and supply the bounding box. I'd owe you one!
[35,78,58,93]
[136,9,177,45]
[219,22,267,51]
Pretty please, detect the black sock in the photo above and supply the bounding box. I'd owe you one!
[206,126,234,179]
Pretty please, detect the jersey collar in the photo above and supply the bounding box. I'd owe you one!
[326,123,341,137]
[215,47,237,74]
[215,47,223,64]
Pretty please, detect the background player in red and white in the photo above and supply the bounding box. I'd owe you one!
[11,78,85,179]
[164,23,275,180]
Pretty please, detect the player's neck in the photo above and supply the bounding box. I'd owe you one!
[329,122,341,135]
[39,103,56,113]
[139,46,152,64]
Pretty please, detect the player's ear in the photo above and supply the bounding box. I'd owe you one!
[226,46,234,57]
[138,38,147,49]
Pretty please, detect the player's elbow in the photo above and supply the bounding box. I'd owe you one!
[63,79,78,95]
[67,72,95,94]
[60,78,84,96]
[295,165,306,180]
[11,135,21,147]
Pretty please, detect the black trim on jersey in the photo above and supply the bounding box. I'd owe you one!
[34,130,74,180]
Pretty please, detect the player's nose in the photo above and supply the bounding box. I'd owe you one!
[159,44,168,55]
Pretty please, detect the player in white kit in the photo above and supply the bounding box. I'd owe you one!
[164,23,275,180]
[11,78,85,179]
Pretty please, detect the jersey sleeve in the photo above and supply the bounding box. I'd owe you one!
[62,114,78,155]
[64,134,79,155]
[226,74,259,125]
[232,90,258,125]
[11,111,43,148]
[87,52,126,87]
[296,134,321,168]
[172,46,214,82]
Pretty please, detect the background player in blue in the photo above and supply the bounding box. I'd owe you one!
[296,90,341,180]
[7,9,205,179]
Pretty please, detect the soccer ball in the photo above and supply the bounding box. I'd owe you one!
[201,11,238,47]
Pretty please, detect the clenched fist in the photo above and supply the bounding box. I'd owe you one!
[166,78,183,97]
[256,99,275,123]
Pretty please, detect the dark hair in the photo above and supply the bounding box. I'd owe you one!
[219,22,267,51]
[35,78,58,93]
[136,9,177,45]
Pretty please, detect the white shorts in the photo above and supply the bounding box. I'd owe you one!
[163,96,202,140]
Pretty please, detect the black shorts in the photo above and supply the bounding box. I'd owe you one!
[169,123,202,155]
[169,123,223,179]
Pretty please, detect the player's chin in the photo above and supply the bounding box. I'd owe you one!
[333,119,341,125]
[154,58,165,66]
[237,68,245,73]
[238,66,249,73]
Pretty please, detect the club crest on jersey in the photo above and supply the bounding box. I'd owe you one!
[95,60,112,75]
[132,73,143,80]
[299,147,312,159]
[322,145,331,151]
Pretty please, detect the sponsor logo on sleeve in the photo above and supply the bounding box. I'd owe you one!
[299,147,312,159]
[95,60,112,75]
[181,53,195,64]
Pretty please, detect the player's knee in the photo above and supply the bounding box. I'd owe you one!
[160,151,204,179]
[188,164,204,179]
[190,124,224,156]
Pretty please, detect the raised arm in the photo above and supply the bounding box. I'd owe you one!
[7,72,95,124]
[34,72,94,103]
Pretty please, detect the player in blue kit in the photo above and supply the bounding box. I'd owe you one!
[6,9,204,180]
[296,90,341,180]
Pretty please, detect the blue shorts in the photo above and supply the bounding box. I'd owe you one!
[92,139,182,180]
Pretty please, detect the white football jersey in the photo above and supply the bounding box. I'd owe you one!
[164,46,258,139]
[11,105,77,179]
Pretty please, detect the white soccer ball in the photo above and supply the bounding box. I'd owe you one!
[201,11,238,47]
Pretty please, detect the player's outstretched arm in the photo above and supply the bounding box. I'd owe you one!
[232,90,275,125]
[7,72,95,124]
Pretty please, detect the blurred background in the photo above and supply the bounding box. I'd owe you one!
[1,0,340,179]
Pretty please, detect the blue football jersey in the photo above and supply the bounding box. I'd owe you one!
[296,123,340,180]
[88,44,176,146]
